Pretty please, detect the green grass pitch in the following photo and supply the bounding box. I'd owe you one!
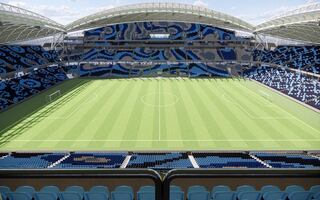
[0,78,319,151]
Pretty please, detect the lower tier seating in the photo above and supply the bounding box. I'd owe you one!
[126,152,194,170]
[192,152,266,168]
[0,66,69,111]
[0,151,319,169]
[53,152,127,169]
[244,66,320,109]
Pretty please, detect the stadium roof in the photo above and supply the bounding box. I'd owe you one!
[255,3,320,44]
[66,3,254,32]
[0,3,65,44]
[0,2,320,44]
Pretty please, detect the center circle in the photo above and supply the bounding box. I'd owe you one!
[140,92,179,107]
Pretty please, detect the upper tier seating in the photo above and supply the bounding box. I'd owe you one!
[84,22,238,42]
[0,153,66,169]
[244,66,320,109]
[253,152,320,168]
[127,152,193,170]
[253,46,320,74]
[54,152,127,168]
[192,152,266,168]
[0,66,69,111]
[0,45,59,76]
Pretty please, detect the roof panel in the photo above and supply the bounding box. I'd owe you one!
[255,3,320,44]
[0,2,65,44]
[66,3,254,32]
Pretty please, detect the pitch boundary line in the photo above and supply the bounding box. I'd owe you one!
[8,139,320,142]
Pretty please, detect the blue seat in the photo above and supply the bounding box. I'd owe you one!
[15,186,35,198]
[170,186,182,192]
[236,185,256,194]
[214,191,236,200]
[260,185,280,195]
[137,192,154,200]
[59,192,83,200]
[313,192,320,199]
[89,186,109,198]
[187,191,210,200]
[111,191,133,200]
[211,185,231,199]
[238,191,262,200]
[114,186,133,194]
[310,185,320,194]
[285,185,305,195]
[34,192,58,200]
[137,186,155,200]
[40,186,60,196]
[0,186,11,200]
[7,192,32,200]
[84,192,108,200]
[288,191,312,200]
[65,186,84,199]
[170,191,184,200]
[188,185,207,193]
[263,191,287,200]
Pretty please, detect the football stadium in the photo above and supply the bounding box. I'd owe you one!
[0,1,320,200]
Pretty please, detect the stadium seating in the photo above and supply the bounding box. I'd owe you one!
[54,152,127,168]
[253,152,320,168]
[126,152,193,170]
[0,45,59,76]
[1,151,319,169]
[244,66,320,109]
[253,46,320,74]
[84,22,238,42]
[0,184,319,200]
[0,152,66,169]
[192,152,266,168]
[0,66,69,111]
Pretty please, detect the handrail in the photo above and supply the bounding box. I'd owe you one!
[163,169,320,199]
[0,169,163,200]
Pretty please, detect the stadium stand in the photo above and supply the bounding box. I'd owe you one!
[0,152,66,169]
[127,152,194,170]
[253,46,320,74]
[192,152,266,168]
[0,45,59,76]
[1,152,319,169]
[0,66,69,111]
[253,152,320,168]
[54,152,127,168]
[1,184,319,200]
[84,22,237,42]
[244,66,320,109]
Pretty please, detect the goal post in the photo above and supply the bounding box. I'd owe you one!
[47,90,61,103]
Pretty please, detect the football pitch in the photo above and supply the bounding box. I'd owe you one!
[0,78,319,151]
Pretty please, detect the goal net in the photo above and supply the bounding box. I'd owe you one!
[47,90,61,102]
